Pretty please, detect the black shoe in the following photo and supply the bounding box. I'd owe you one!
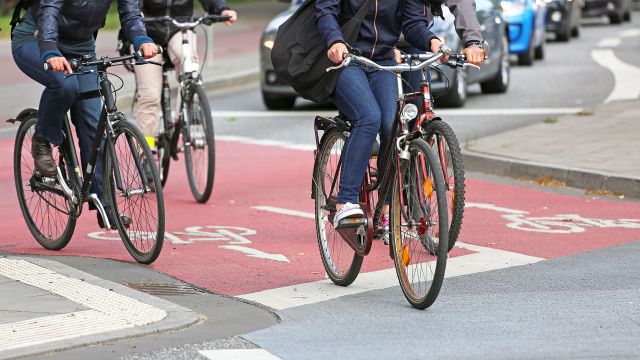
[98,211,132,230]
[142,159,156,192]
[31,134,57,177]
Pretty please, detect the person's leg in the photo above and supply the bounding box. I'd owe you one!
[134,51,163,146]
[12,38,80,175]
[333,65,382,207]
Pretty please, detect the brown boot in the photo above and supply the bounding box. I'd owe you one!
[31,134,57,177]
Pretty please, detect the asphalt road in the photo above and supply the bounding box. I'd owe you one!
[2,13,640,360]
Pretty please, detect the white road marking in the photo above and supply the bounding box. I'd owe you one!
[619,29,640,38]
[213,108,583,119]
[200,349,282,360]
[0,259,166,351]
[465,202,528,215]
[217,135,316,151]
[220,245,290,263]
[591,49,640,103]
[597,37,622,48]
[238,243,543,310]
[252,206,315,219]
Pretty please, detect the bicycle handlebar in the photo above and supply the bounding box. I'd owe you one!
[44,46,163,74]
[143,14,231,29]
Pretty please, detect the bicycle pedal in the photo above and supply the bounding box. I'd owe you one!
[336,217,367,229]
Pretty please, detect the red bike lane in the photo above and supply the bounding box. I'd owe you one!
[1,136,639,296]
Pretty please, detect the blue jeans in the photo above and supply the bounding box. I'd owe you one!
[333,59,398,204]
[12,38,106,206]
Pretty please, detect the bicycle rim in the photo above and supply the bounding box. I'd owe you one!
[314,130,363,286]
[391,139,448,309]
[14,115,76,250]
[183,85,215,203]
[423,120,465,251]
[104,121,165,264]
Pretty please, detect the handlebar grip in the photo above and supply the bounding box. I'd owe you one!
[43,62,50,71]
[156,45,163,55]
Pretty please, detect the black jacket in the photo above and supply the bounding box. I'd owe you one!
[140,0,230,46]
[315,0,437,60]
[34,0,147,55]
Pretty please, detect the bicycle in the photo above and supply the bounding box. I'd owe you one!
[312,48,465,309]
[10,52,165,264]
[137,14,230,203]
[404,52,480,252]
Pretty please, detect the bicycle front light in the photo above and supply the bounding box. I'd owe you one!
[401,104,419,122]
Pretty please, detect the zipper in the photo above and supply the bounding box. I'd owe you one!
[370,0,379,58]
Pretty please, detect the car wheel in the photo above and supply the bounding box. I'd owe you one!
[534,33,545,60]
[262,92,296,110]
[609,11,623,24]
[437,68,467,107]
[481,35,510,94]
[517,32,535,66]
[571,25,580,37]
[623,10,631,21]
[556,23,571,42]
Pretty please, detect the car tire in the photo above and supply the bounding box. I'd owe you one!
[623,10,631,21]
[571,25,580,37]
[437,68,467,107]
[517,31,535,66]
[534,36,545,60]
[609,11,623,24]
[480,35,510,94]
[556,23,571,42]
[262,92,296,110]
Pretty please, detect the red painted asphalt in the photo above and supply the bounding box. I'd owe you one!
[1,136,639,296]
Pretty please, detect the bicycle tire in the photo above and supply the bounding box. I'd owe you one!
[183,85,215,203]
[422,120,465,252]
[314,129,363,286]
[390,139,448,309]
[13,114,76,250]
[103,120,165,264]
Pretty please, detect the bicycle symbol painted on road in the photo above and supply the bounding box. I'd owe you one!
[466,202,640,234]
[88,226,290,263]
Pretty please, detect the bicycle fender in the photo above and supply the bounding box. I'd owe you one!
[7,108,38,124]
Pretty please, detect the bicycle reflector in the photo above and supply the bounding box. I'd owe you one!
[401,104,418,122]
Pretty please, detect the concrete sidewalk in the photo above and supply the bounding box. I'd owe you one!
[463,99,640,198]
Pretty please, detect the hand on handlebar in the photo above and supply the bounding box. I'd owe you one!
[220,9,237,25]
[327,42,349,64]
[139,43,159,59]
[430,37,448,63]
[463,44,485,66]
[46,56,73,75]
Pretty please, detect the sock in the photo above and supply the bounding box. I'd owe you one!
[145,136,156,149]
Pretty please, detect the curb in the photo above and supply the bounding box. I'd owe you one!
[462,149,640,198]
[0,256,200,360]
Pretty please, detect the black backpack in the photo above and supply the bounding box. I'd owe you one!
[9,0,34,39]
[271,0,370,103]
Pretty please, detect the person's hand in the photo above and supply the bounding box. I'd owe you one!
[139,43,158,59]
[463,44,485,66]
[46,56,73,74]
[327,42,349,64]
[394,48,402,64]
[429,37,447,62]
[221,9,237,25]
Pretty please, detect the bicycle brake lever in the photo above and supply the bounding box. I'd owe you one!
[326,56,352,72]
[464,63,481,70]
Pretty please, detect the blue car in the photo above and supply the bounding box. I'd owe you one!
[501,0,547,65]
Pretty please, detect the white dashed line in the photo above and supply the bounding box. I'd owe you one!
[252,206,315,219]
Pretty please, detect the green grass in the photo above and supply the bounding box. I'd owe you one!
[1,0,252,39]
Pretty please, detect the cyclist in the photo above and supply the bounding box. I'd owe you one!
[134,0,237,150]
[11,0,157,228]
[315,0,443,229]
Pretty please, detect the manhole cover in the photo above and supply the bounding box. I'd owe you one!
[126,282,206,296]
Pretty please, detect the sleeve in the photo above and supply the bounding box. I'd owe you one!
[402,0,439,51]
[445,0,483,45]
[315,0,345,48]
[37,0,63,56]
[201,0,231,15]
[117,0,152,50]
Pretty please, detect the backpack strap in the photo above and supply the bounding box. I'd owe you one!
[10,0,33,39]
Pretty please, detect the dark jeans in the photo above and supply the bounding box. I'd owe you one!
[333,59,398,204]
[12,38,106,206]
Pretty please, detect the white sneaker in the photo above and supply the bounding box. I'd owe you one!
[333,202,364,228]
[380,212,390,245]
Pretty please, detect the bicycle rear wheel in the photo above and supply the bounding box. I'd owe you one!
[422,120,465,252]
[314,129,363,286]
[183,85,215,203]
[390,139,448,309]
[104,120,165,264]
[13,114,77,250]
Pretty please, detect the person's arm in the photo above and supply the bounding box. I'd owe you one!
[117,0,157,58]
[201,0,237,25]
[402,0,441,53]
[316,0,348,64]
[37,0,64,63]
[445,0,483,46]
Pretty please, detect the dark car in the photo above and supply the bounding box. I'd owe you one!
[259,0,509,110]
[427,0,510,107]
[582,0,632,23]
[545,0,582,41]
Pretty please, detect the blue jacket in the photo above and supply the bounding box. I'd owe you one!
[315,0,438,60]
[35,0,149,59]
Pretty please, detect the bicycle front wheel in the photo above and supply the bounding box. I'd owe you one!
[314,129,363,286]
[390,139,448,309]
[183,85,215,203]
[14,114,76,250]
[104,120,165,264]
[422,120,465,252]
